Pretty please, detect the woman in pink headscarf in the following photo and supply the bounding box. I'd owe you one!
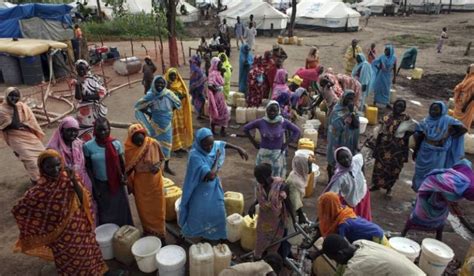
[272,69,291,118]
[47,116,97,219]
[207,57,230,136]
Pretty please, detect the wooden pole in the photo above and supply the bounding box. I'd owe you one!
[154,34,158,61]
[130,38,135,56]
[100,60,107,90]
[465,42,472,56]
[180,37,187,65]
[158,33,166,73]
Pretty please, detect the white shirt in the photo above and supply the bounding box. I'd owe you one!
[209,37,221,46]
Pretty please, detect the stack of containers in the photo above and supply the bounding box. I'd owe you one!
[246,107,257,122]
[236,107,247,124]
[257,106,266,118]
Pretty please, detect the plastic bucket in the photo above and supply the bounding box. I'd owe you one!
[389,237,421,262]
[419,238,454,276]
[95,223,119,260]
[131,236,162,273]
[359,117,369,134]
[156,245,187,276]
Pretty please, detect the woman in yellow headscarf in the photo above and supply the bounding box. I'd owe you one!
[125,124,166,239]
[218,52,232,100]
[165,68,193,153]
[453,64,474,132]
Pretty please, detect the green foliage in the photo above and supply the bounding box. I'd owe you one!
[83,12,172,40]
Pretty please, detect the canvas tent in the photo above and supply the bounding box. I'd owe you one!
[406,0,474,11]
[354,0,398,14]
[177,1,199,23]
[287,0,360,31]
[219,0,288,30]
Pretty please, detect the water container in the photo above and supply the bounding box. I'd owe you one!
[226,105,232,117]
[283,37,289,44]
[226,213,243,243]
[213,244,232,275]
[305,164,320,198]
[163,177,175,189]
[227,91,236,106]
[303,129,318,148]
[224,191,244,216]
[95,223,119,260]
[390,89,397,104]
[113,57,142,76]
[365,106,378,125]
[257,106,266,118]
[307,119,321,130]
[297,38,304,46]
[19,56,44,85]
[131,236,162,273]
[236,107,246,124]
[419,238,454,276]
[389,237,421,262]
[448,98,455,109]
[240,215,257,252]
[277,36,284,44]
[232,91,245,105]
[465,133,474,154]
[189,243,214,276]
[412,68,423,80]
[175,197,182,225]
[298,138,314,151]
[359,117,369,134]
[246,107,257,122]
[316,110,327,127]
[0,55,22,85]
[113,225,141,265]
[156,245,187,276]
[236,98,246,108]
[165,186,182,221]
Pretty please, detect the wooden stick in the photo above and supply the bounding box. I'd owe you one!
[465,42,472,56]
[130,38,134,56]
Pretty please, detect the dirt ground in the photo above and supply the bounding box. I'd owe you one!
[1,12,474,275]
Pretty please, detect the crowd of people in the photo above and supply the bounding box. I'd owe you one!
[1,19,474,274]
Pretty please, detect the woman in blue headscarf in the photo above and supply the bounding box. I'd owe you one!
[412,101,467,192]
[327,90,360,180]
[239,44,253,94]
[134,75,182,175]
[371,44,397,108]
[179,128,248,240]
[352,53,374,112]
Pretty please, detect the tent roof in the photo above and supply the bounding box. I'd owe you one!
[125,0,152,13]
[289,0,360,18]
[221,0,288,19]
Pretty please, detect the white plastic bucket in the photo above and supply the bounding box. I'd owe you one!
[156,245,187,276]
[419,238,454,276]
[389,237,421,262]
[359,117,369,134]
[131,236,162,273]
[95,223,119,260]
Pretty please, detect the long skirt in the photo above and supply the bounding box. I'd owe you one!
[207,90,230,127]
[132,172,166,237]
[372,137,409,190]
[172,108,187,151]
[256,148,287,178]
[93,179,133,226]
[342,190,372,221]
[4,129,45,181]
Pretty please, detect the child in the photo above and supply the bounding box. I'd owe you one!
[367,43,376,64]
[437,27,448,53]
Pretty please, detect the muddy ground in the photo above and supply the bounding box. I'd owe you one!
[0,12,474,275]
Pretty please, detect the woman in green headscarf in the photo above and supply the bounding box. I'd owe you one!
[218,53,232,100]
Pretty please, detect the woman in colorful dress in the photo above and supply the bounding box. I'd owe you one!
[243,101,300,178]
[12,149,107,276]
[189,55,207,120]
[247,55,268,107]
[336,73,362,110]
[370,99,414,197]
[324,147,372,221]
[305,46,320,69]
[135,75,182,175]
[0,87,45,184]
[179,128,248,241]
[84,117,133,226]
[318,192,386,244]
[73,59,108,141]
[263,50,277,97]
[125,124,166,240]
[207,57,231,136]
[238,44,253,94]
[248,163,288,259]
[352,53,374,112]
[412,101,466,192]
[272,69,292,117]
[165,68,194,153]
[327,91,360,179]
[453,64,474,132]
[47,116,96,219]
[218,52,232,100]
[372,44,397,109]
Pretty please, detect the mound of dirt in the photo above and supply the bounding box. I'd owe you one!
[397,73,465,100]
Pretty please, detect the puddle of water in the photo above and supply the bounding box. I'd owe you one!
[447,213,473,241]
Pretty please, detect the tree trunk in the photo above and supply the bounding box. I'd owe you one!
[96,0,103,20]
[167,0,179,67]
[288,0,297,37]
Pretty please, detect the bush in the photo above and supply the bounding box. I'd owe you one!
[83,12,176,41]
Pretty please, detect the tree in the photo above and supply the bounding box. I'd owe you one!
[164,0,179,67]
[96,0,103,20]
[288,0,297,37]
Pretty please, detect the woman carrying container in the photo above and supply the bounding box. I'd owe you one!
[243,101,301,178]
[179,128,248,241]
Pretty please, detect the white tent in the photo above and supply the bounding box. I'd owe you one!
[354,0,397,14]
[177,1,199,23]
[219,0,288,30]
[405,0,474,11]
[125,0,153,13]
[288,0,360,31]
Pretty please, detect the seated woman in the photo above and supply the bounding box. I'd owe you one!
[125,124,166,240]
[318,192,387,245]
[305,47,320,69]
[179,128,248,241]
[324,147,372,221]
[403,159,474,240]
[0,87,45,184]
[12,149,107,275]
[248,163,289,259]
